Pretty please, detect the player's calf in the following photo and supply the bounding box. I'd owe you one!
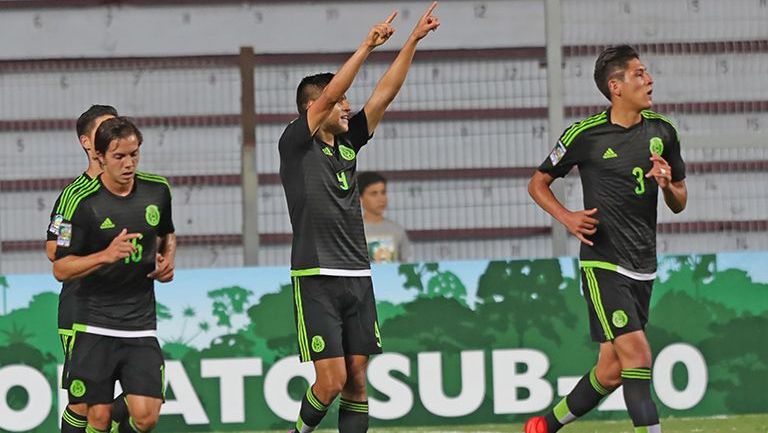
[622,367,661,432]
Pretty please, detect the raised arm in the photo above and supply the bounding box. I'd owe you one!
[364,2,440,133]
[307,12,398,136]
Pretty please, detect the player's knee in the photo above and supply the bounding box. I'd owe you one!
[343,368,367,397]
[87,406,112,429]
[132,413,159,432]
[314,372,347,400]
[68,402,88,416]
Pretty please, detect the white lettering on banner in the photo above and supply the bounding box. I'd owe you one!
[368,353,413,420]
[418,351,485,417]
[161,360,210,424]
[0,365,51,432]
[1,343,710,430]
[263,356,315,421]
[201,358,263,423]
[492,349,553,414]
[654,343,708,410]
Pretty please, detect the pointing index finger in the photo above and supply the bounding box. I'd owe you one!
[423,1,438,18]
[385,10,398,24]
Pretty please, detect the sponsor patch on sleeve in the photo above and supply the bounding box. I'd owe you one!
[57,223,72,247]
[548,141,567,166]
[48,214,64,235]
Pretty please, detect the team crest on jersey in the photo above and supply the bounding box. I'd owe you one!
[649,137,664,155]
[548,141,567,165]
[145,205,160,227]
[48,214,64,235]
[57,223,72,247]
[339,144,356,161]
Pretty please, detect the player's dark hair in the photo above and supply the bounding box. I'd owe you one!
[94,117,143,155]
[357,171,387,195]
[76,104,118,138]
[296,72,335,113]
[594,45,639,101]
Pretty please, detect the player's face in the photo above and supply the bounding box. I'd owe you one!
[360,181,388,217]
[100,135,141,186]
[322,96,351,135]
[82,114,115,163]
[618,58,654,110]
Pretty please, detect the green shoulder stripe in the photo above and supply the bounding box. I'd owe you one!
[561,111,608,147]
[63,179,100,220]
[136,171,172,194]
[641,110,678,134]
[56,175,90,214]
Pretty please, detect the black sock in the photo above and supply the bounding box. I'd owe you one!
[292,386,329,433]
[111,393,129,427]
[338,398,369,433]
[544,367,615,433]
[117,417,147,433]
[61,406,87,433]
[621,368,661,432]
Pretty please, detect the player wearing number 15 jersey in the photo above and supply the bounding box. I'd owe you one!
[54,117,175,433]
[526,46,687,433]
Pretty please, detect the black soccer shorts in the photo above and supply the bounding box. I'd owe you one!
[580,266,653,342]
[291,275,383,362]
[65,332,165,404]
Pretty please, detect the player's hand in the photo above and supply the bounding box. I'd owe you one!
[103,229,141,263]
[411,1,440,41]
[148,253,174,282]
[365,11,397,48]
[562,208,599,246]
[645,154,672,189]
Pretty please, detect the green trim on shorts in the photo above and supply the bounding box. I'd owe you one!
[589,367,610,395]
[293,277,311,362]
[580,260,618,272]
[58,328,75,336]
[584,268,614,340]
[290,268,321,277]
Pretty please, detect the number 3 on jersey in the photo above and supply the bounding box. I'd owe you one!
[336,171,350,191]
[632,167,646,195]
[125,234,144,264]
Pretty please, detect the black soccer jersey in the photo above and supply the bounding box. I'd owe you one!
[47,173,93,331]
[55,172,174,334]
[538,109,686,276]
[279,110,372,276]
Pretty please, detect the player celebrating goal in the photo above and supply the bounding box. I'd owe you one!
[526,45,687,433]
[278,3,439,433]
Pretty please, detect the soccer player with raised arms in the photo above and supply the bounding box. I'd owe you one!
[526,46,687,433]
[278,3,439,432]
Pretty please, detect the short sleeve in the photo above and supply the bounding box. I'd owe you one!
[278,112,313,160]
[158,184,175,236]
[663,127,686,182]
[47,194,64,241]
[345,110,372,151]
[537,128,584,178]
[54,205,90,260]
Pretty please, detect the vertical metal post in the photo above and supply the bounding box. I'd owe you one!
[240,46,259,266]
[545,0,569,257]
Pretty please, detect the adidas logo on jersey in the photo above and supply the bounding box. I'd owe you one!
[100,217,115,229]
[603,148,618,159]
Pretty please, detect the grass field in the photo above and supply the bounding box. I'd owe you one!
[215,414,768,433]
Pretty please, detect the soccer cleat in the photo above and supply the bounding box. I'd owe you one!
[524,416,548,433]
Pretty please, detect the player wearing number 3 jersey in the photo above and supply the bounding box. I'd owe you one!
[526,46,687,433]
[53,117,175,433]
